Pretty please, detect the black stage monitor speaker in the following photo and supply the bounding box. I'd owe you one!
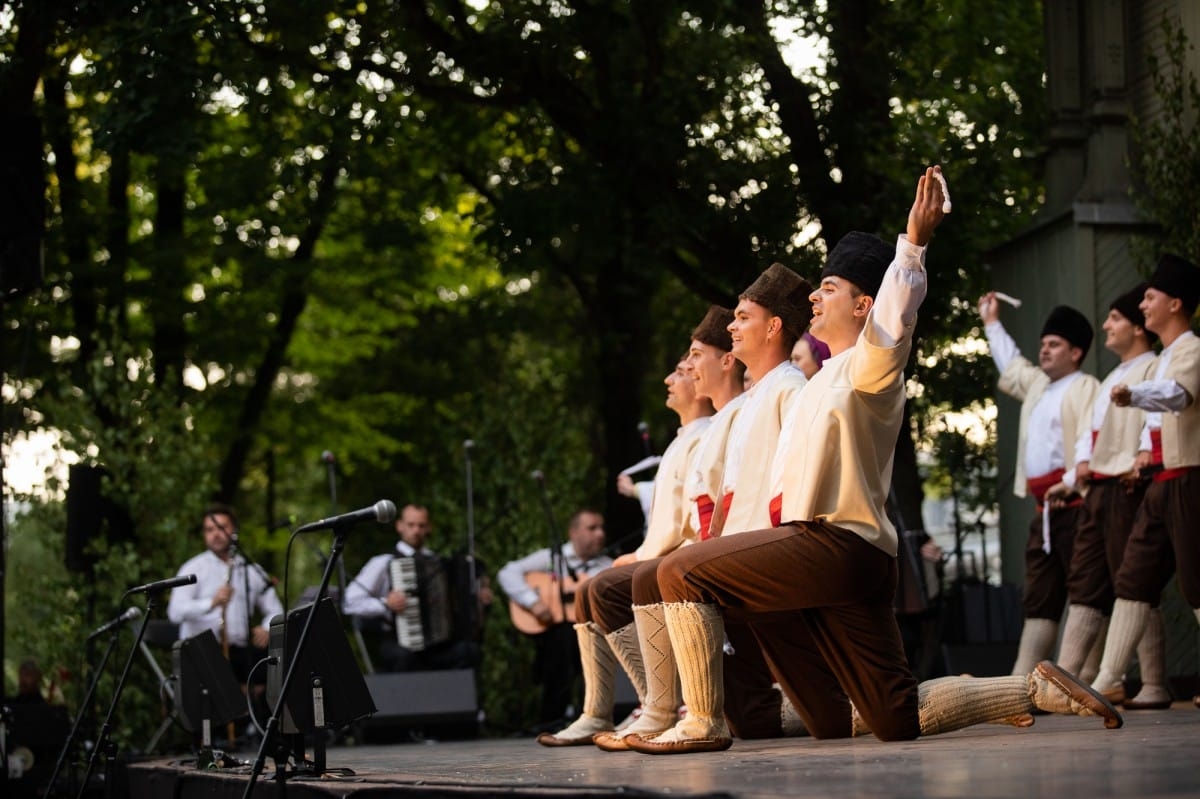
[267,597,375,734]
[172,630,246,733]
[363,669,478,728]
[0,112,45,300]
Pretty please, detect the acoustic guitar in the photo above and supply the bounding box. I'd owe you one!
[508,571,587,635]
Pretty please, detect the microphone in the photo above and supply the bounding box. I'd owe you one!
[127,573,197,595]
[321,450,335,465]
[531,469,544,482]
[86,607,142,641]
[294,499,397,533]
[463,439,475,451]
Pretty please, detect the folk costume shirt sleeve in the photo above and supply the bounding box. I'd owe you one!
[771,235,927,557]
[984,320,1049,499]
[636,417,713,560]
[1129,332,1198,415]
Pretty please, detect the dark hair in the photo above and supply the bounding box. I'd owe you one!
[203,502,239,532]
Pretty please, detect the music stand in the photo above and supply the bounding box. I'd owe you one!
[265,597,375,776]
[172,630,245,764]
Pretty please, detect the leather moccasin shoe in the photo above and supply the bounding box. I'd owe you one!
[990,713,1035,728]
[592,731,633,752]
[1031,661,1123,729]
[624,731,732,755]
[1192,695,1199,709]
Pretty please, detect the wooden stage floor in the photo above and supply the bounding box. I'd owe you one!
[127,703,1200,799]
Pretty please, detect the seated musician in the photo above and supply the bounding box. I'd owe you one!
[343,503,491,672]
[497,509,612,729]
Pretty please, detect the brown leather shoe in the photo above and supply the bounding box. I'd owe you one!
[1032,661,1123,729]
[592,731,632,752]
[1193,695,1199,709]
[624,731,732,755]
[1123,697,1172,710]
[990,713,1035,728]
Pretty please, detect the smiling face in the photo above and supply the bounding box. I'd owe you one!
[687,339,729,400]
[727,298,775,365]
[1139,286,1178,336]
[1038,334,1082,381]
[808,276,869,353]
[1101,308,1139,358]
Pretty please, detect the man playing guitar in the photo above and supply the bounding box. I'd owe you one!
[498,510,611,728]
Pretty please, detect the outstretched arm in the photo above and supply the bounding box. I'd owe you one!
[867,165,946,349]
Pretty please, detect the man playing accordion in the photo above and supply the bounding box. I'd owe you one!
[344,503,491,671]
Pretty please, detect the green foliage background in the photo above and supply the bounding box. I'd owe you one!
[2,0,1196,753]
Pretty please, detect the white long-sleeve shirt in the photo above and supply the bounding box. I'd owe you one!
[166,549,284,647]
[770,234,926,555]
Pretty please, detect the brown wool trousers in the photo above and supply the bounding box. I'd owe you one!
[656,523,920,742]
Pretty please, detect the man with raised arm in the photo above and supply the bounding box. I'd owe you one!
[978,296,1100,675]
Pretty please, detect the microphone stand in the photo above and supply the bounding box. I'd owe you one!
[47,624,125,798]
[75,590,163,799]
[230,535,276,734]
[323,452,349,611]
[241,524,354,799]
[531,472,573,631]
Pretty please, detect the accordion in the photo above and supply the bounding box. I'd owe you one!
[388,554,455,652]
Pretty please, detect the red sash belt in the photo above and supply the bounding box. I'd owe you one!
[769,494,782,528]
[697,496,715,541]
[1026,469,1066,504]
[1028,469,1082,512]
[698,493,734,540]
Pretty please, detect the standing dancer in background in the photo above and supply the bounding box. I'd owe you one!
[978,296,1100,675]
[1090,254,1200,709]
[536,348,715,745]
[1048,284,1159,694]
